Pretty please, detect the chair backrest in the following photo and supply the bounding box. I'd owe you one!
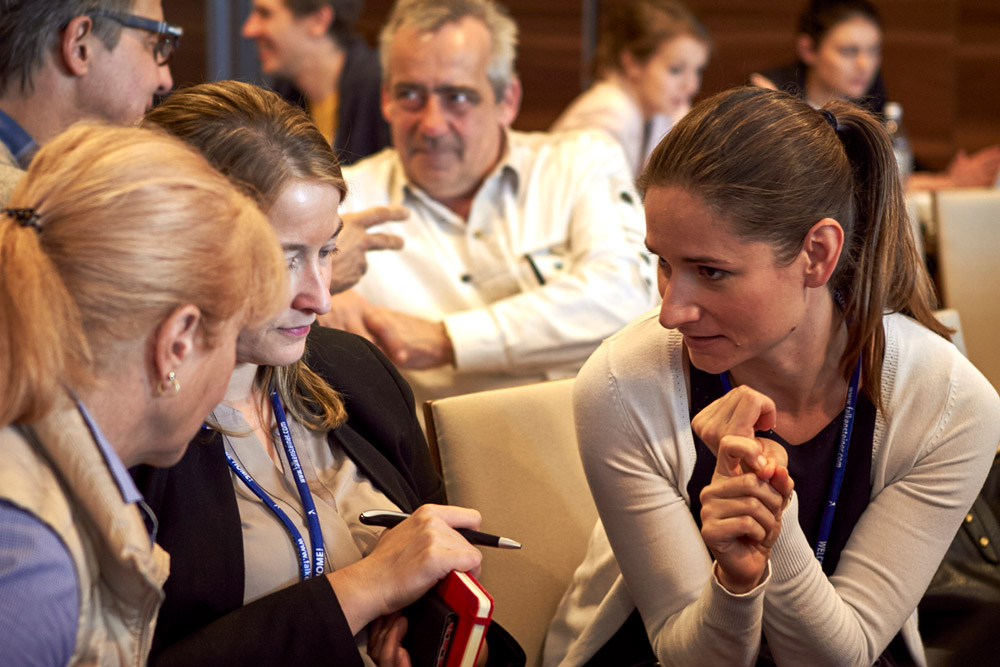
[935,188,1000,389]
[424,379,597,666]
[934,308,967,357]
[905,190,931,263]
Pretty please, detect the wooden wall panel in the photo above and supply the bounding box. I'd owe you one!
[956,0,1000,155]
[164,0,208,89]
[503,3,583,130]
[687,1,800,99]
[171,0,1000,171]
[877,1,956,169]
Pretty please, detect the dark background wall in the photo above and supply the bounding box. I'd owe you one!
[166,0,1000,171]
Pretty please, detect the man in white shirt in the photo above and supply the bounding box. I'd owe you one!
[323,0,656,406]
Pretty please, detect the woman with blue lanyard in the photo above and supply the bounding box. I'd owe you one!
[132,81,522,666]
[548,86,1000,666]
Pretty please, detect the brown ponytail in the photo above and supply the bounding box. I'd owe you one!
[0,208,90,425]
[640,86,946,410]
[824,100,947,408]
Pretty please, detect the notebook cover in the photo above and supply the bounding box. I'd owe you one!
[437,571,494,667]
[402,589,457,667]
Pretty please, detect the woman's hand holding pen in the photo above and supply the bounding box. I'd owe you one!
[693,385,795,593]
[325,504,483,637]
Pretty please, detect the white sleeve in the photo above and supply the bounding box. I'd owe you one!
[574,338,765,667]
[551,89,642,176]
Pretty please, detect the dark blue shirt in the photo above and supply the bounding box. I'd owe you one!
[0,108,37,167]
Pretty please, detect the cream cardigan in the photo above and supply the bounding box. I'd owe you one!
[546,311,1000,667]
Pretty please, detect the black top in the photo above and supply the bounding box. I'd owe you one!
[685,365,877,576]
[685,364,912,666]
[759,62,887,116]
[274,36,391,165]
[132,327,522,666]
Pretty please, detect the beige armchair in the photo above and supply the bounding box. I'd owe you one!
[424,378,597,666]
[935,188,1000,389]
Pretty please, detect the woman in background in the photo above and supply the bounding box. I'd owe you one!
[750,0,885,113]
[550,87,1000,666]
[134,81,521,666]
[751,0,1000,188]
[0,124,285,665]
[551,0,709,178]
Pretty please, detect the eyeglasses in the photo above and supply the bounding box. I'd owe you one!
[91,11,183,66]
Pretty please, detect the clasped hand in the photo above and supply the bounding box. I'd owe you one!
[692,385,795,594]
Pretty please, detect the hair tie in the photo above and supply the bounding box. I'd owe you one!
[3,207,42,233]
[819,108,838,131]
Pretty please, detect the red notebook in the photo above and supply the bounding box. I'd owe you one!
[403,570,494,667]
[438,571,494,667]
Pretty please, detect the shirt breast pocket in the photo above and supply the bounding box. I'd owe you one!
[520,245,569,286]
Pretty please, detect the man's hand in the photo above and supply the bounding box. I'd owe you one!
[317,289,454,369]
[318,289,377,341]
[363,307,455,369]
[329,206,408,294]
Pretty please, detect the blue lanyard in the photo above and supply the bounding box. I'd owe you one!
[718,357,861,563]
[222,390,326,580]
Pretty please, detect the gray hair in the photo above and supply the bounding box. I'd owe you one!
[0,0,134,96]
[379,0,519,101]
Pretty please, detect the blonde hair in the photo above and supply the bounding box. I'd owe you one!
[0,123,287,426]
[143,80,348,430]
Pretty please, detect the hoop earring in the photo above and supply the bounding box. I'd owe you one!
[157,371,180,397]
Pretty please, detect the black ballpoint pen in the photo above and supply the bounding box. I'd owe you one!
[359,509,522,549]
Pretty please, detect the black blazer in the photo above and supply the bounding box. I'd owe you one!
[132,327,445,666]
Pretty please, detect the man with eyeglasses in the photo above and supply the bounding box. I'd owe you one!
[0,0,179,205]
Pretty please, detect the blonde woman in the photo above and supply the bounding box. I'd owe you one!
[134,81,523,666]
[0,124,285,665]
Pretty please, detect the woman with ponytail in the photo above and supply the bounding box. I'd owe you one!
[0,124,286,665]
[548,86,1000,666]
